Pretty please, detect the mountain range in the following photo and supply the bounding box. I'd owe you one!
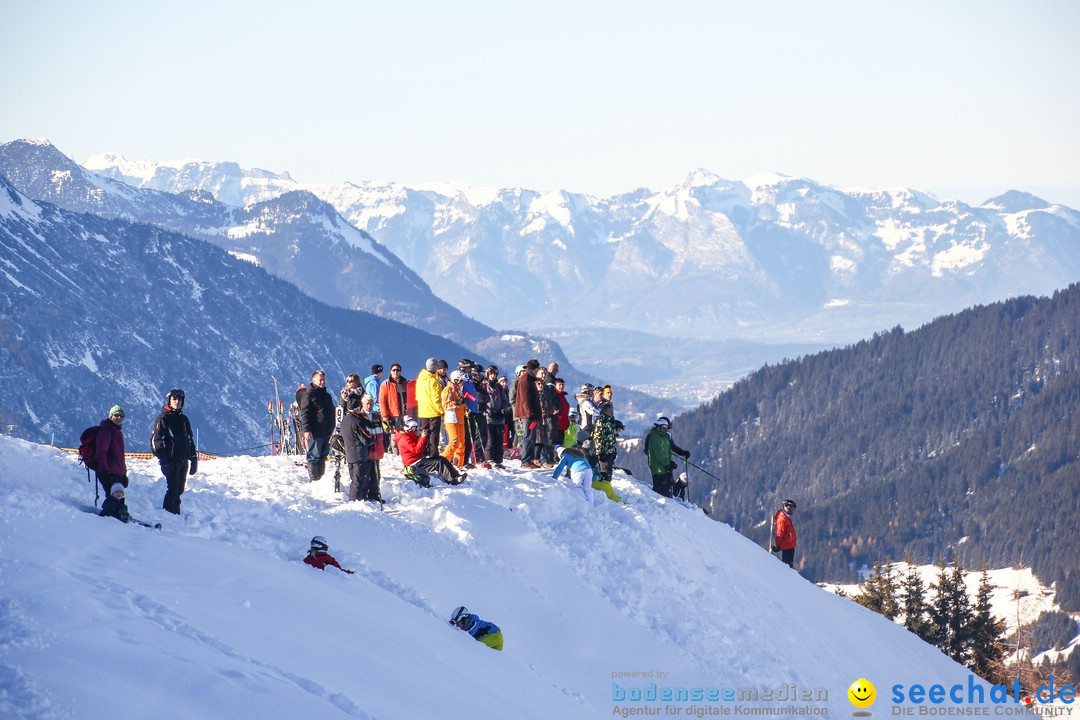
[0,138,669,422]
[84,151,1080,348]
[0,174,476,452]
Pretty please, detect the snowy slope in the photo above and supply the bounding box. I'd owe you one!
[0,435,1016,719]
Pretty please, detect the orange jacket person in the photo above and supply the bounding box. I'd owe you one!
[772,499,798,568]
[441,370,468,467]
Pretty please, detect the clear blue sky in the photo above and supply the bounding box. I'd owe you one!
[2,1,1078,206]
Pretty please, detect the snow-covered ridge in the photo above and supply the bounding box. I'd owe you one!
[0,434,1001,717]
[80,150,1080,350]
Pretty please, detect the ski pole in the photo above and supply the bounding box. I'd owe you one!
[685,458,722,483]
[89,467,99,508]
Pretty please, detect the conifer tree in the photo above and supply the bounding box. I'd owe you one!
[855,559,899,620]
[967,568,1008,684]
[945,562,974,663]
[900,558,933,642]
[931,561,974,663]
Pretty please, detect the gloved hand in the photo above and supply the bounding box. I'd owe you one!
[679,450,690,460]
[189,457,198,475]
[668,461,678,471]
[770,544,779,553]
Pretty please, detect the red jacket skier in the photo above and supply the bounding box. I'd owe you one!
[772,499,798,568]
[303,536,353,574]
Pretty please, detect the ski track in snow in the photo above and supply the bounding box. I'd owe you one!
[65,570,374,720]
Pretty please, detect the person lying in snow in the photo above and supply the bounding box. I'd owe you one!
[303,536,354,574]
[449,605,503,651]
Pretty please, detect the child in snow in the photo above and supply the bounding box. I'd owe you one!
[575,430,623,503]
[449,605,503,651]
[303,536,354,574]
[99,483,131,523]
[551,446,595,505]
[563,408,580,449]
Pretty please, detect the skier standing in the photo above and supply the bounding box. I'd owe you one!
[339,391,376,503]
[772,499,798,568]
[643,415,690,498]
[300,370,336,483]
[416,358,444,457]
[379,363,408,433]
[151,388,198,515]
[481,365,507,468]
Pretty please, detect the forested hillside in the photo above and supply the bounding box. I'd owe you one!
[647,284,1080,609]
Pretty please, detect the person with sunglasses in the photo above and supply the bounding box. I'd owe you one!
[378,363,409,439]
[93,404,128,498]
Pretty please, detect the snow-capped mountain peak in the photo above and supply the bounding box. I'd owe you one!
[66,147,1080,347]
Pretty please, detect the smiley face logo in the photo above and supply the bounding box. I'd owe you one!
[848,678,876,709]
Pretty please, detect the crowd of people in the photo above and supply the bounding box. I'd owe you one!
[289,357,648,508]
[87,357,799,567]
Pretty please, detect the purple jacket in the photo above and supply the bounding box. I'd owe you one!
[94,418,126,476]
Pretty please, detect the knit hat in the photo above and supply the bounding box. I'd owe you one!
[371,364,384,374]
[425,358,437,372]
[109,405,125,418]
[576,429,590,445]
[109,483,125,497]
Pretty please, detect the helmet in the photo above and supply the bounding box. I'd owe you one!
[310,536,329,552]
[578,383,594,395]
[167,388,186,406]
[450,605,470,627]
[568,409,579,420]
[782,499,797,510]
[458,358,473,369]
[403,416,420,430]
[655,415,672,431]
[450,370,467,384]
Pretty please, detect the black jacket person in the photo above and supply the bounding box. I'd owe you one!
[151,389,197,515]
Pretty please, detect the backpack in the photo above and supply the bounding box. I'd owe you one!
[79,425,101,470]
[592,414,618,456]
